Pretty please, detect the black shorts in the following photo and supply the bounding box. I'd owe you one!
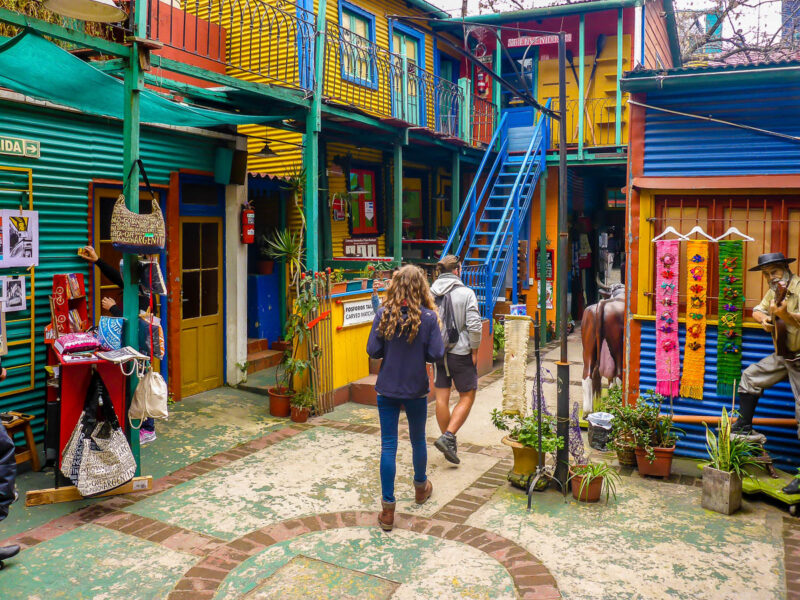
[434,352,478,393]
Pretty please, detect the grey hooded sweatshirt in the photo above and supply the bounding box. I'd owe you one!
[430,272,482,356]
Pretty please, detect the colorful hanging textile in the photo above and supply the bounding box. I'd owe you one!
[680,240,709,399]
[655,239,681,397]
[716,240,744,398]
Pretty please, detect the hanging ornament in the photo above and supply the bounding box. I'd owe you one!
[680,240,708,400]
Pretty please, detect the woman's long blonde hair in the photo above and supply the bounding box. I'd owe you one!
[377,265,437,343]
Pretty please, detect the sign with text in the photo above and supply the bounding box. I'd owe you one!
[343,237,379,258]
[0,136,40,159]
[534,248,554,281]
[508,34,572,48]
[341,298,376,328]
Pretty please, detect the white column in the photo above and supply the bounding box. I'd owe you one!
[224,139,248,385]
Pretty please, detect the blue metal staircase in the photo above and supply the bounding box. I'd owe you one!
[443,102,550,320]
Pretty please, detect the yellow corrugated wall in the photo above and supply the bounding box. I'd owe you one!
[240,125,303,179]
[329,290,376,389]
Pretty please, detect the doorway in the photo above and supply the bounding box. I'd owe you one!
[179,217,223,397]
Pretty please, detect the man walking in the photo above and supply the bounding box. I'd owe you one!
[431,255,482,464]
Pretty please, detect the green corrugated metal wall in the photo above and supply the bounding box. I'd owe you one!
[0,98,223,444]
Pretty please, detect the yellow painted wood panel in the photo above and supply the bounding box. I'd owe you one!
[329,292,373,389]
[538,34,631,146]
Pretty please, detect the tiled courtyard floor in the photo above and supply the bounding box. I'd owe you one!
[1,332,798,599]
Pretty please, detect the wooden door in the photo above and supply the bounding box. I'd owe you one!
[180,217,223,397]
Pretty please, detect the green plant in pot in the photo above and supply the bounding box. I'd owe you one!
[491,409,564,487]
[290,386,316,423]
[702,408,760,515]
[630,393,682,477]
[267,273,320,418]
[568,461,622,503]
[256,233,276,275]
[492,319,505,361]
[604,385,638,467]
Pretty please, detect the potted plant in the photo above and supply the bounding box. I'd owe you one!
[290,386,315,423]
[256,233,275,275]
[330,268,347,294]
[568,462,622,503]
[604,385,638,467]
[236,361,249,384]
[492,319,505,362]
[491,409,564,484]
[631,393,682,477]
[702,408,760,515]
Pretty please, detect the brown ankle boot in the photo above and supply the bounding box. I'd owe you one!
[378,501,395,531]
[414,479,433,504]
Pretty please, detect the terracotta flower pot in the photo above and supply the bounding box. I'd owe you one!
[290,406,310,423]
[257,260,274,275]
[635,446,675,478]
[570,468,604,503]
[331,282,348,295]
[502,436,540,478]
[268,387,291,417]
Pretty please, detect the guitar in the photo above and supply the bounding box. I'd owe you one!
[770,281,800,363]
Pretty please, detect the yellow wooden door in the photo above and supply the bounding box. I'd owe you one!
[180,217,223,397]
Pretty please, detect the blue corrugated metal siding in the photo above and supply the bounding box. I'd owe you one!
[637,321,800,471]
[0,98,222,444]
[643,83,800,176]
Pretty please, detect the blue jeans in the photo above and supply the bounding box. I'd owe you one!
[377,395,428,503]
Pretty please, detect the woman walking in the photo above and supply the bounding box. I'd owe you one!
[367,265,444,531]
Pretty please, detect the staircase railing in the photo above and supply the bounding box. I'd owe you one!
[443,112,508,260]
[481,101,551,319]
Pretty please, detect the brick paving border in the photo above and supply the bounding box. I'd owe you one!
[165,511,561,600]
[785,518,800,599]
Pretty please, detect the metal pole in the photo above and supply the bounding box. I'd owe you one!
[393,140,404,263]
[538,172,547,346]
[451,151,460,249]
[555,31,570,488]
[122,0,148,472]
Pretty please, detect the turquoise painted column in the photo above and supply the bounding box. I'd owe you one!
[494,31,502,141]
[616,8,623,147]
[122,0,148,471]
[302,0,327,272]
[538,171,548,345]
[578,14,585,159]
[393,140,404,263]
[451,151,460,251]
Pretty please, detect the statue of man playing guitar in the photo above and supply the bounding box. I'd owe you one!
[732,253,800,494]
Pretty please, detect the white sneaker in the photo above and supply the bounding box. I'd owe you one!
[139,430,157,445]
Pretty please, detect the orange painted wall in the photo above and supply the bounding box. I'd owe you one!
[524,166,559,328]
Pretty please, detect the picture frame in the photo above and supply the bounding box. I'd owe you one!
[3,276,26,312]
[0,312,7,357]
[2,209,39,268]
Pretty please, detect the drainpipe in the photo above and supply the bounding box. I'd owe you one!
[122,0,148,472]
[538,171,547,346]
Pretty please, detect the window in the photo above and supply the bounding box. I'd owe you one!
[391,24,425,126]
[652,195,800,318]
[340,3,376,87]
[349,168,378,235]
[703,14,722,53]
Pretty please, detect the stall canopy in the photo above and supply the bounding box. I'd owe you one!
[0,30,280,128]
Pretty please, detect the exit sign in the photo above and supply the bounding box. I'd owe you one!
[0,136,40,159]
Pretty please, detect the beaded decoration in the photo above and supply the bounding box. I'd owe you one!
[655,240,680,397]
[717,241,744,397]
[680,240,708,400]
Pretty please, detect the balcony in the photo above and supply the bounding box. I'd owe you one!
[546,96,629,149]
[322,22,495,147]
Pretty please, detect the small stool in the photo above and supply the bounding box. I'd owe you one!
[2,411,41,472]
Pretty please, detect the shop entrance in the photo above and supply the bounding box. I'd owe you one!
[179,216,223,397]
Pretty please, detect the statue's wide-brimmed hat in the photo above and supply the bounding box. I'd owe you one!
[749,252,796,272]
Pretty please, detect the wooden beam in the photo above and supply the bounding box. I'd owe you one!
[25,476,153,507]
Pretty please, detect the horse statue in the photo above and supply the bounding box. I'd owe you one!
[581,279,625,414]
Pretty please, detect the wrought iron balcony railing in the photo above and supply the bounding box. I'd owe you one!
[546,96,628,149]
[145,0,316,92]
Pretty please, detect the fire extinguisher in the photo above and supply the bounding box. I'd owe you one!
[476,70,488,97]
[241,205,255,244]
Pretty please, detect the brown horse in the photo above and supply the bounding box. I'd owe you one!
[581,281,625,414]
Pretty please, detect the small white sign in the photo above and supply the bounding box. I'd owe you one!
[364,201,374,221]
[508,33,572,48]
[132,479,149,491]
[342,298,376,328]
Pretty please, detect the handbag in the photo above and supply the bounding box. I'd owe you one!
[138,260,167,296]
[110,160,165,253]
[129,366,169,427]
[61,373,136,496]
[138,312,165,360]
[97,316,124,351]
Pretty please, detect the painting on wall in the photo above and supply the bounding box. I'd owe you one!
[2,210,39,268]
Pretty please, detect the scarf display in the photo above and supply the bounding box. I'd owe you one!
[716,240,744,398]
[655,239,681,397]
[680,240,709,399]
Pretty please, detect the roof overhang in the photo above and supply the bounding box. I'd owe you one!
[621,62,800,93]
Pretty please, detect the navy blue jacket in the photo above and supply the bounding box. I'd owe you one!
[0,420,15,521]
[367,306,444,399]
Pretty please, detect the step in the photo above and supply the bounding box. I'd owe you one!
[350,367,436,405]
[247,338,270,354]
[246,349,283,374]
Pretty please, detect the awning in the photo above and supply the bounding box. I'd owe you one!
[0,31,280,128]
